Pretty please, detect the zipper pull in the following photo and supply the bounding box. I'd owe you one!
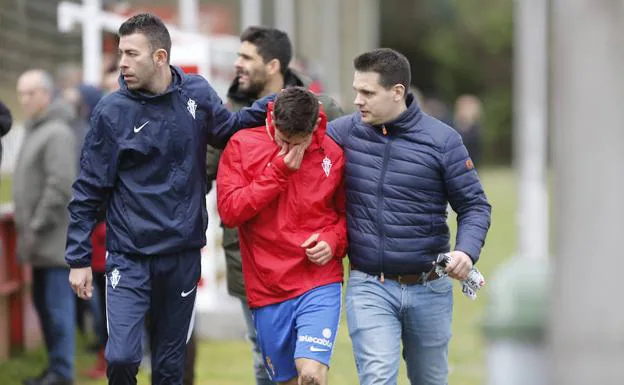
[380,272,385,283]
[382,125,388,136]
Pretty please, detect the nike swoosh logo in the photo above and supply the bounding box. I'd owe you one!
[181,286,196,298]
[309,346,329,352]
[133,121,149,133]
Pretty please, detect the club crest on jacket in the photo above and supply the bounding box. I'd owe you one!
[109,268,121,289]
[187,98,197,119]
[322,156,332,177]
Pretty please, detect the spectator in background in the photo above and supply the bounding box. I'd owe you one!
[83,204,108,379]
[453,94,483,168]
[68,86,108,380]
[408,86,424,107]
[290,56,325,94]
[421,95,452,125]
[13,69,77,385]
[101,70,121,94]
[59,83,106,357]
[55,63,83,93]
[0,100,13,172]
[62,85,104,167]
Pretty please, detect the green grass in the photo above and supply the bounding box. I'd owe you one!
[0,167,516,385]
[0,175,11,204]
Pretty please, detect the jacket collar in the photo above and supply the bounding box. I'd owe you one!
[118,65,185,100]
[371,93,422,135]
[264,101,328,152]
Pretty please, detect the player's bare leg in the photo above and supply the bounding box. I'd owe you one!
[278,377,298,385]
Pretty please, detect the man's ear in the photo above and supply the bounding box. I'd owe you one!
[266,58,281,76]
[154,48,169,67]
[392,84,406,102]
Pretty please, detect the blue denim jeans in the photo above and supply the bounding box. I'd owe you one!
[241,300,275,385]
[32,267,76,380]
[346,270,453,385]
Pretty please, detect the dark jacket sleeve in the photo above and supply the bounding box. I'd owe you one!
[442,132,492,263]
[326,115,354,148]
[0,100,12,137]
[65,107,118,268]
[203,85,275,149]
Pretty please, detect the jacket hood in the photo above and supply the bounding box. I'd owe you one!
[264,101,328,152]
[118,65,185,100]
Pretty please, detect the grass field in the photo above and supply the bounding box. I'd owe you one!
[0,167,516,385]
[0,175,11,204]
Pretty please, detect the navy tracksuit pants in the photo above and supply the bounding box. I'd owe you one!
[104,250,201,385]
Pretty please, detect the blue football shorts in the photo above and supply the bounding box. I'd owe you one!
[252,282,342,382]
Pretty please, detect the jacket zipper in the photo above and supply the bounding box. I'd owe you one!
[377,126,392,282]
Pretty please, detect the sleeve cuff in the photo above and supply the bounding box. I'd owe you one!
[455,244,480,264]
[65,253,92,268]
[66,259,92,269]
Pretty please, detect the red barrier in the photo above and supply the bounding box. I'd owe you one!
[0,206,40,362]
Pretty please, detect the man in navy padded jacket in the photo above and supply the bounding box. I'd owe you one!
[65,13,270,385]
[327,48,491,385]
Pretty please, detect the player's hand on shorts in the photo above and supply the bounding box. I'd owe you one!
[445,250,473,281]
[301,233,333,265]
[69,266,94,299]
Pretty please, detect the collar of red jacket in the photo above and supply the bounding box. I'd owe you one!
[264,101,328,152]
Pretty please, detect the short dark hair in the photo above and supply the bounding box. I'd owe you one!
[119,13,172,62]
[241,26,292,75]
[273,87,320,137]
[354,48,411,96]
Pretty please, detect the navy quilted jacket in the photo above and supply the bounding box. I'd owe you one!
[327,94,491,274]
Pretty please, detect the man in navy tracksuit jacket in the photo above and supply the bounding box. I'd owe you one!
[65,14,270,385]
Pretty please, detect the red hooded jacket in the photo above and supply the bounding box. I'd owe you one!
[217,104,347,308]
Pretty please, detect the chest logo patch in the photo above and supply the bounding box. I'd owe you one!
[109,268,120,289]
[187,98,197,119]
[322,156,332,177]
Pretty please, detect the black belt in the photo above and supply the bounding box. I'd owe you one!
[350,265,441,285]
